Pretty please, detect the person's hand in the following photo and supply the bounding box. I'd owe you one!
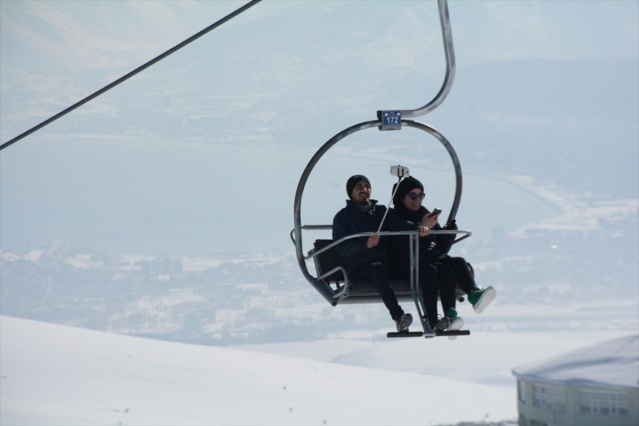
[418,226,431,237]
[420,212,439,228]
[366,235,380,248]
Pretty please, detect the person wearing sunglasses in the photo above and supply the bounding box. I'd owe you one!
[388,176,497,333]
[332,175,440,332]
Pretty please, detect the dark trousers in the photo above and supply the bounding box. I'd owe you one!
[435,256,476,312]
[350,261,404,321]
[418,262,439,328]
[387,259,439,327]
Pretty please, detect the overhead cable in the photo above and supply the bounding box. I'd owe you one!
[0,0,263,151]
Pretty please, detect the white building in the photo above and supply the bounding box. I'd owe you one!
[512,335,638,426]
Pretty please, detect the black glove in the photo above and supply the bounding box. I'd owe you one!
[445,219,458,230]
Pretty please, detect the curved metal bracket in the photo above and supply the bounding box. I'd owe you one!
[292,119,462,302]
[293,121,379,303]
[396,0,456,118]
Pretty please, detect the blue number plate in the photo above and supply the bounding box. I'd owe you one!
[379,111,402,130]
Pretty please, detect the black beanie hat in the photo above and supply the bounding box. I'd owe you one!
[346,175,370,197]
[392,176,424,206]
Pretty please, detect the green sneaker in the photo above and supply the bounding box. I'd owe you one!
[468,286,496,314]
[445,307,459,318]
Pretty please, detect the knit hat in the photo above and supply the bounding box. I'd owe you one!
[392,176,424,206]
[346,175,371,197]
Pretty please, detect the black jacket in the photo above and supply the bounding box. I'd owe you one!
[332,199,417,271]
[387,204,457,266]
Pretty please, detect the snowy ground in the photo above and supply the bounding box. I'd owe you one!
[2,313,635,426]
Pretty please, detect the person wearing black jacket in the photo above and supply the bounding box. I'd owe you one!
[388,176,496,332]
[332,175,439,332]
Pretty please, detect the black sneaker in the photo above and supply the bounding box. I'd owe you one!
[434,316,450,332]
[395,313,413,332]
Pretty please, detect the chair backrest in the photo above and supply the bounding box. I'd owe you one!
[312,239,345,283]
[311,238,416,304]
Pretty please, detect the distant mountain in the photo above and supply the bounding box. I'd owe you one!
[1,1,636,345]
[2,2,636,199]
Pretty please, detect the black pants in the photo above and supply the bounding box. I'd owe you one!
[350,261,405,321]
[386,260,439,327]
[435,256,476,313]
[418,262,439,328]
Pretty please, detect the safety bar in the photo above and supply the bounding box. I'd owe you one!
[290,226,471,254]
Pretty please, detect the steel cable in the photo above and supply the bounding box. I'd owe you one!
[0,0,263,151]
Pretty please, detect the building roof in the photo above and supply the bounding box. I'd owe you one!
[512,334,639,389]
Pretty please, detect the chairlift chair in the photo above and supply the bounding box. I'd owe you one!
[291,0,472,338]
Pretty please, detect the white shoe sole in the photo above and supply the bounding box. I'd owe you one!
[473,286,496,314]
[448,317,464,340]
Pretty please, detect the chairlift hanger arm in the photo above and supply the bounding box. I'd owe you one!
[395,0,456,119]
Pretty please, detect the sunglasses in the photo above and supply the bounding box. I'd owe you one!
[407,192,426,201]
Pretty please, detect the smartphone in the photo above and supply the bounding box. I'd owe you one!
[390,165,410,178]
[430,208,442,216]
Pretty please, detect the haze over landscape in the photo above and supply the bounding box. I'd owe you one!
[1,1,637,425]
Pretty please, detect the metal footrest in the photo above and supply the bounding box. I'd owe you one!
[387,329,471,338]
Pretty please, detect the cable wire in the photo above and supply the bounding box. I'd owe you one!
[0,0,263,152]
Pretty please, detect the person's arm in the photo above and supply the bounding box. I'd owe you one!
[332,212,368,259]
[390,207,435,236]
[385,208,417,231]
[436,219,457,254]
[385,207,431,237]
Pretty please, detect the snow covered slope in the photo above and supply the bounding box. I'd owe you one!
[1,316,517,426]
[3,316,633,425]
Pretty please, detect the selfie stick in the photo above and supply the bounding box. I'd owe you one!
[377,166,409,233]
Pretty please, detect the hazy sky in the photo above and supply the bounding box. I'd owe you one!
[1,0,637,254]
